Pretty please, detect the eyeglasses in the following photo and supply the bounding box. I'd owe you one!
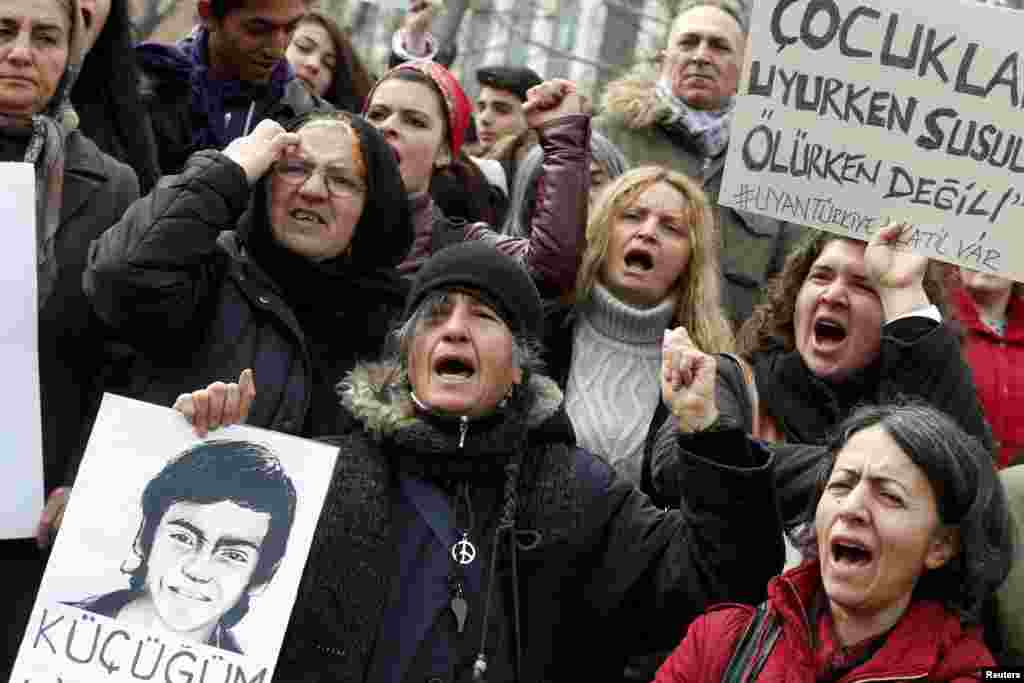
[273,159,366,198]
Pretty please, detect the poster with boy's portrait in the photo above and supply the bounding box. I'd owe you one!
[9,394,339,683]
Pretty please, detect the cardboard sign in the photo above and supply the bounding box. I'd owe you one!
[0,162,42,540]
[10,394,339,682]
[721,0,1024,279]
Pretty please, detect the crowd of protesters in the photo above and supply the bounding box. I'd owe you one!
[1,0,1023,679]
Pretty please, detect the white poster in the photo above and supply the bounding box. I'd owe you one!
[0,162,42,540]
[720,0,1024,280]
[10,394,339,683]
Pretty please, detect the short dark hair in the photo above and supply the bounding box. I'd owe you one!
[476,65,543,102]
[795,402,1014,624]
[128,440,297,626]
[207,0,311,20]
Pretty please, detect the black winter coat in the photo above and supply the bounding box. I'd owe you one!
[649,317,994,520]
[273,363,784,682]
[84,150,411,438]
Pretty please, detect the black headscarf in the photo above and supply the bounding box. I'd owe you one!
[239,110,412,277]
[72,0,161,191]
[236,110,414,435]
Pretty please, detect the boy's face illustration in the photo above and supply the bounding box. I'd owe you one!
[144,500,270,638]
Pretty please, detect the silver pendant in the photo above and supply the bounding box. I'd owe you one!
[451,533,477,565]
[451,594,468,633]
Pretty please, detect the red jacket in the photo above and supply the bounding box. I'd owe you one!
[655,561,994,683]
[954,287,1024,468]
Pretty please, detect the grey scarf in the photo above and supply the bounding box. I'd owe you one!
[655,77,732,159]
[0,113,67,310]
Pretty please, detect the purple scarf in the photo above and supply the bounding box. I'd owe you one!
[136,27,294,150]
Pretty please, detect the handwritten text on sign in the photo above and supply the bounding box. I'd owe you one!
[720,0,1024,280]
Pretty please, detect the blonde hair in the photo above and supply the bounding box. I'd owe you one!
[577,165,735,354]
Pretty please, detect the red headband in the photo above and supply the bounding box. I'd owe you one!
[368,61,472,159]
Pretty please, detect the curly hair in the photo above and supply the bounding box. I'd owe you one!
[736,231,949,358]
[576,165,735,354]
[794,402,1014,625]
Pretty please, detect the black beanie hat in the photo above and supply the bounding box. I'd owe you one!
[476,65,543,102]
[405,242,544,339]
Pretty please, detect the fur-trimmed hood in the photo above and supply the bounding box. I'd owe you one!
[598,67,668,132]
[340,361,565,441]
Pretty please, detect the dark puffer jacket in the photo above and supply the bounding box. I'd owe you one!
[85,117,413,438]
[273,361,784,681]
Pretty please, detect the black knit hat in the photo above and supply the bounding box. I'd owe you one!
[405,242,543,339]
[475,65,543,102]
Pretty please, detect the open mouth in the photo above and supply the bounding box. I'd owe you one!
[831,539,873,567]
[290,208,326,225]
[813,317,847,345]
[81,7,94,30]
[624,248,655,272]
[433,354,476,381]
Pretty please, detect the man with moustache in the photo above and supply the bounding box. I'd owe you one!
[135,0,329,176]
[72,440,297,654]
[596,0,800,326]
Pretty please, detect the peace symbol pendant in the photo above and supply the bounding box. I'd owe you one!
[451,532,477,565]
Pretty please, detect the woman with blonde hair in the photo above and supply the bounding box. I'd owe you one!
[543,165,734,487]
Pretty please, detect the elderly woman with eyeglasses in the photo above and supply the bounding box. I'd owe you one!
[85,111,413,438]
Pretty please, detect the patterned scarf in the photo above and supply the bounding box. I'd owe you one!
[0,108,75,313]
[655,77,733,159]
[0,0,81,310]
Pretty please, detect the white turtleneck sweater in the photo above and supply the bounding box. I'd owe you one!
[564,284,677,485]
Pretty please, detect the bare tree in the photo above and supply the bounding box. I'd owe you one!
[133,0,179,41]
[449,0,674,84]
[434,0,473,57]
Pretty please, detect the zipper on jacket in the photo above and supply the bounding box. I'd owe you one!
[458,416,469,449]
[243,100,256,136]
